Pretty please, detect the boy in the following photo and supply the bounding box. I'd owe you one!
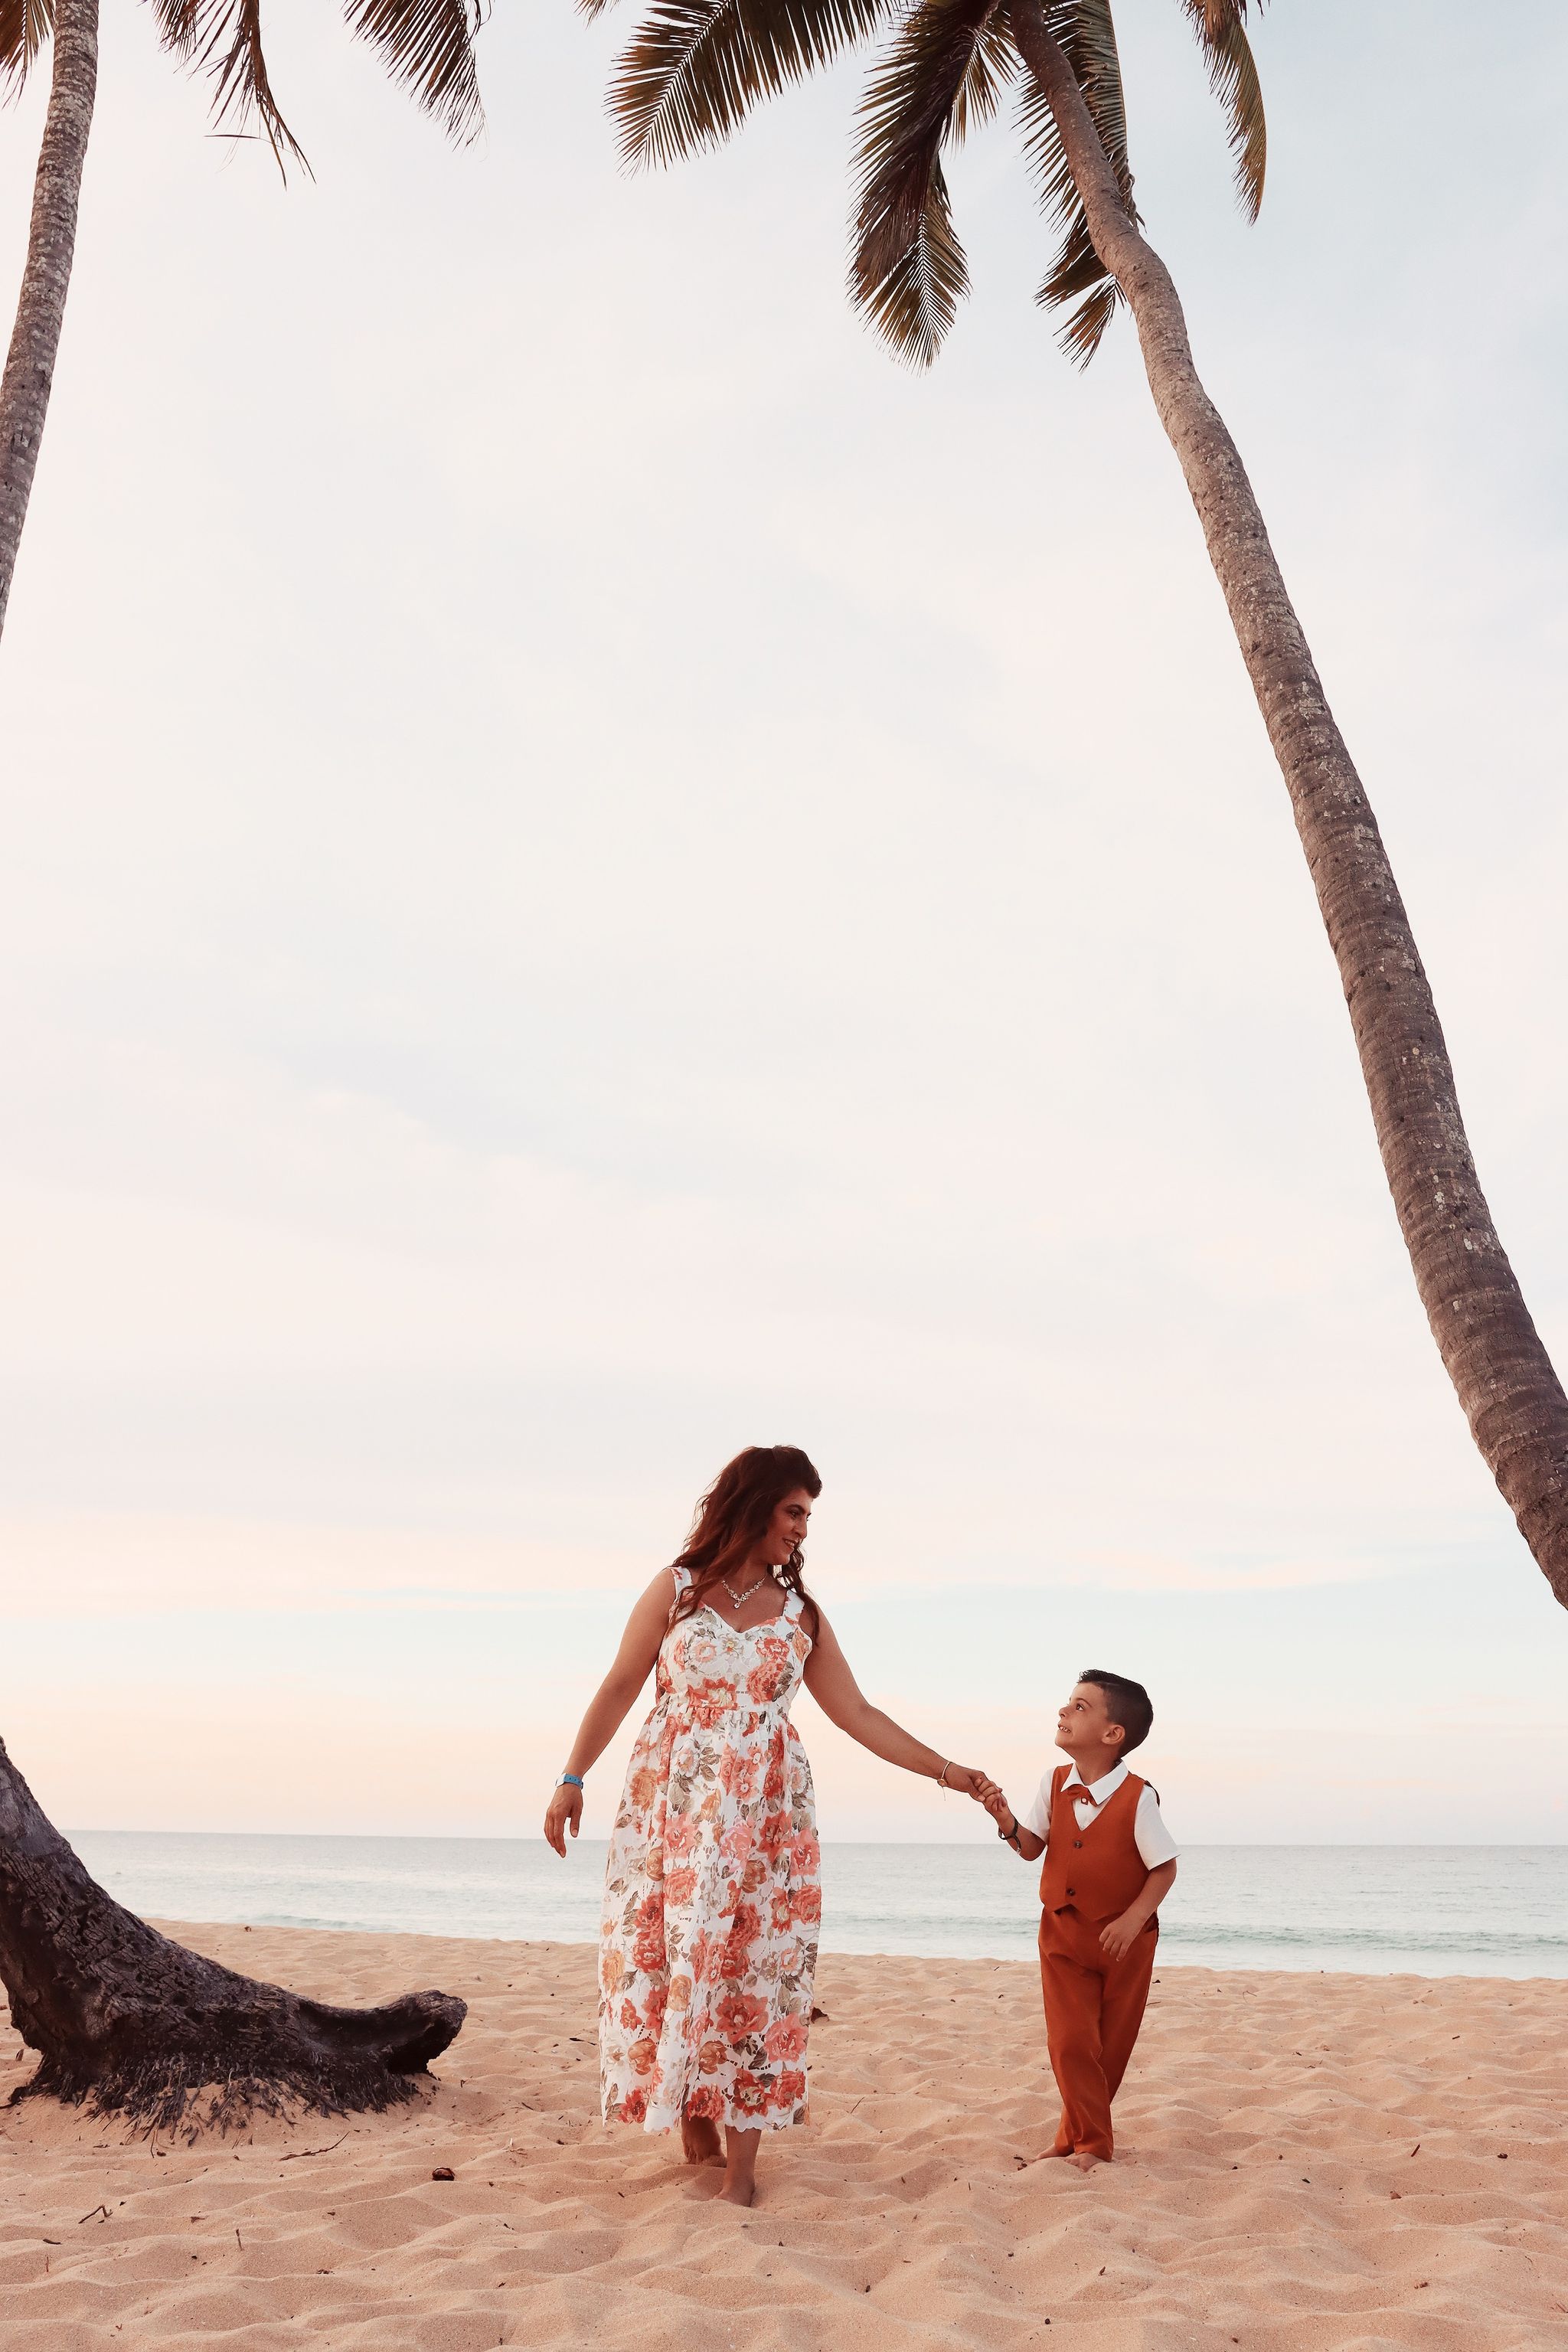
[979,1671,1178,2170]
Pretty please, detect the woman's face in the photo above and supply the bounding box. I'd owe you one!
[758,1488,814,1568]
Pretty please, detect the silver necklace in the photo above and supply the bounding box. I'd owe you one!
[720,1570,772,1609]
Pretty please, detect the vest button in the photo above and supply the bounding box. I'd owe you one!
[1073,1839,1083,1848]
[1065,1885,1075,1896]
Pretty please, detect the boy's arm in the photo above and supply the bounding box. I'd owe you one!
[978,1779,1046,1863]
[1099,1860,1178,1961]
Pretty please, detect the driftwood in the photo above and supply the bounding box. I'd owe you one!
[0,1735,465,2137]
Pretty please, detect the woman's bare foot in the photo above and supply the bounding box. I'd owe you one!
[717,2124,761,2206]
[681,2112,723,2166]
[1067,2150,1109,2172]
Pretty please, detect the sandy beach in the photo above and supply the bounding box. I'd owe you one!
[1,1922,1563,2350]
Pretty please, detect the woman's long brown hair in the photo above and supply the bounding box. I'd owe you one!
[670,1446,822,1638]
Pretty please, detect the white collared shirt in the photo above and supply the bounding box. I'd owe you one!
[1021,1759,1179,1867]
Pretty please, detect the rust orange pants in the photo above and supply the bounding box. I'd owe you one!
[1038,1906,1158,2161]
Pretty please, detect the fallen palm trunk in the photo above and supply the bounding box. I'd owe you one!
[0,1735,465,2137]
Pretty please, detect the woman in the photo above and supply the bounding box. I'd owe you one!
[543,1444,991,2207]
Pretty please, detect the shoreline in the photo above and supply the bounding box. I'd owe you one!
[86,1913,1568,1985]
[142,1912,1568,1986]
[2,1921,1565,2347]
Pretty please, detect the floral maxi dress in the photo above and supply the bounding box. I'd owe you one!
[599,1568,821,2133]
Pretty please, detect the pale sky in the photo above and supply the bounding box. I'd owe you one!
[2,0,1566,1844]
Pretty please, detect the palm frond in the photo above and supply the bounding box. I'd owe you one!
[850,0,1001,366]
[1014,0,1138,364]
[1176,0,1265,218]
[0,0,54,96]
[152,0,309,175]
[950,9,1016,142]
[344,0,485,145]
[611,0,891,170]
[858,154,969,368]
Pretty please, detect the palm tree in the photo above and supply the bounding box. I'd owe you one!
[597,0,1568,1606]
[0,0,487,641]
[0,0,485,2120]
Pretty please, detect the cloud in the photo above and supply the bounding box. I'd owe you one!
[0,1514,644,1619]
[0,1512,1412,1622]
[1025,1549,1403,1594]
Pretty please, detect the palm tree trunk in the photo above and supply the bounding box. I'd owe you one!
[1009,1,1568,1604]
[0,0,100,643]
[0,1736,466,2132]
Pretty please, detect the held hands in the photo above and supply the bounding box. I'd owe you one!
[543,1782,583,1857]
[938,1762,998,1803]
[972,1775,1015,1828]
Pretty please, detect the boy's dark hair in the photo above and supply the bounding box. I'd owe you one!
[1080,1669,1153,1755]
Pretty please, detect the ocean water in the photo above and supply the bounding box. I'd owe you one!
[68,1833,1568,1978]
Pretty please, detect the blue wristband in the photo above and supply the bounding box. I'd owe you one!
[558,1772,584,1789]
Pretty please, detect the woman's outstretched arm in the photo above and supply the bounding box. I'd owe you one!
[543,1571,673,1855]
[802,1609,991,1798]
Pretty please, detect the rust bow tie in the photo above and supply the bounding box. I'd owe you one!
[1067,1784,1103,1805]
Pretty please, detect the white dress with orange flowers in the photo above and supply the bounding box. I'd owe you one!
[598,1569,820,2134]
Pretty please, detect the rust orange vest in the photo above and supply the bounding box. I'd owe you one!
[1038,1765,1151,1923]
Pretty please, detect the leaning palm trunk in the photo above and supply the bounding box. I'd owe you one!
[0,0,99,642]
[1008,0,1568,1599]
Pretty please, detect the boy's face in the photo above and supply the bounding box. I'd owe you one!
[1055,1681,1125,1766]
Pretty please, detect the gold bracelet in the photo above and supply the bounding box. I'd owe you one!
[938,1760,952,1789]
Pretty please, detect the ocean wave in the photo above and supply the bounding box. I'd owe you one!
[73,1833,1568,1979]
[1161,1921,1568,1956]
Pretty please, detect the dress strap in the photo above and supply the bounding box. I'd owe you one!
[668,1562,692,1618]
[781,1583,805,1624]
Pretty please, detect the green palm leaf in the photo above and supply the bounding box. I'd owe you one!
[1014,0,1138,364]
[150,0,309,174]
[1176,0,1266,219]
[0,0,54,91]
[343,0,486,144]
[610,0,892,170]
[849,0,1004,367]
